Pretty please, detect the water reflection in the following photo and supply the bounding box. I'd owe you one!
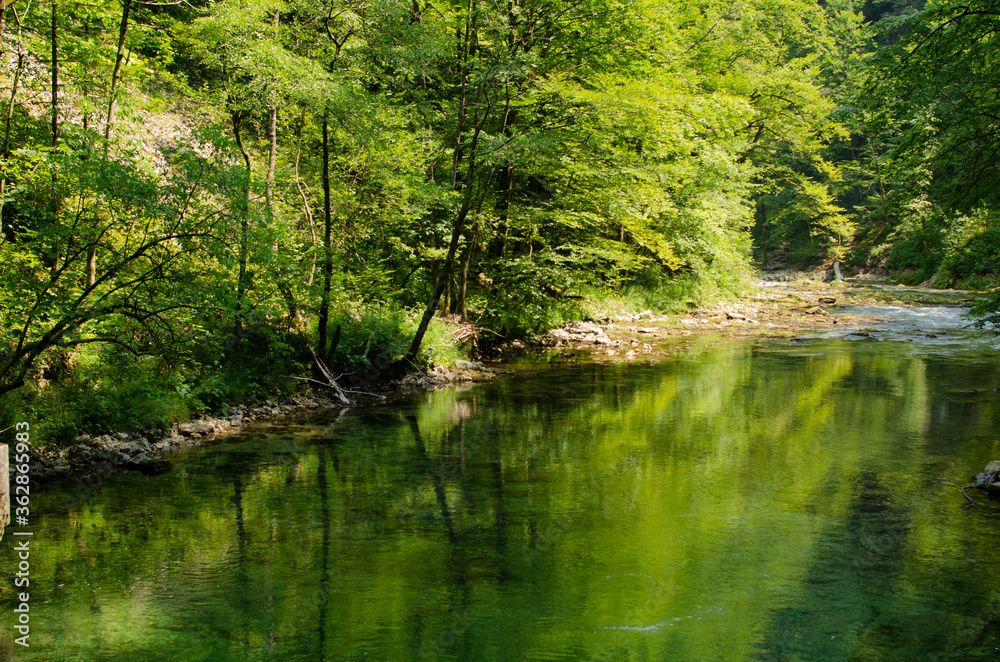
[6,337,1000,660]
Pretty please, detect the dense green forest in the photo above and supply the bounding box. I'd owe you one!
[0,0,998,441]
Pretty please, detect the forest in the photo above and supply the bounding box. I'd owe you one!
[1,0,998,442]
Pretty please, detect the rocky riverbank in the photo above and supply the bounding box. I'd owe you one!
[526,276,986,360]
[28,275,982,486]
[28,360,501,484]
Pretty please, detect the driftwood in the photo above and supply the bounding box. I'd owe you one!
[961,460,1000,506]
[306,347,352,406]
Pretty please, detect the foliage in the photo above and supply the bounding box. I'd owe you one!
[5,0,1000,436]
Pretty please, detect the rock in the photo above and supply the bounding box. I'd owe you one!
[805,307,827,315]
[819,297,837,305]
[637,310,653,320]
[726,311,745,320]
[177,421,214,437]
[973,460,1000,487]
[565,321,606,336]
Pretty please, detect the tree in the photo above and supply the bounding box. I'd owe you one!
[0,149,233,396]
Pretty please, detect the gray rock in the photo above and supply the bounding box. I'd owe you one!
[178,421,214,437]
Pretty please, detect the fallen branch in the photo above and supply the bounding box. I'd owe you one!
[307,346,352,406]
[961,484,977,506]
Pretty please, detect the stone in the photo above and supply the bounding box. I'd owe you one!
[819,297,837,305]
[177,421,214,437]
[973,460,1000,487]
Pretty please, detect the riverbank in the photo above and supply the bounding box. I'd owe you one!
[26,358,506,484]
[523,276,987,363]
[26,275,987,485]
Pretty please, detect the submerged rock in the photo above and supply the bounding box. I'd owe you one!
[973,460,1000,488]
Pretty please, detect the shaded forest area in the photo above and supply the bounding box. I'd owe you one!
[1,0,998,441]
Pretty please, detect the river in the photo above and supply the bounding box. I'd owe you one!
[5,302,1000,660]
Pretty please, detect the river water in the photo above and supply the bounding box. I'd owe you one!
[6,304,1000,660]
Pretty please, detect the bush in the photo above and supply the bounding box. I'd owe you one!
[885,234,943,284]
[938,227,1000,289]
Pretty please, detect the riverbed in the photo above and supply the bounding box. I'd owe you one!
[4,299,1000,660]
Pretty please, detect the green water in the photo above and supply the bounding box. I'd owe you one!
[5,334,1000,661]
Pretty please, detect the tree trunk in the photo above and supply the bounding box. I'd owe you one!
[232,111,252,343]
[758,200,767,265]
[293,114,317,287]
[50,1,58,150]
[1,51,24,237]
[86,246,96,287]
[265,106,277,216]
[104,0,131,143]
[458,227,475,320]
[406,143,481,361]
[47,0,60,275]
[317,110,334,359]
[0,0,10,57]
[264,9,279,216]
[323,323,340,367]
[450,0,476,188]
